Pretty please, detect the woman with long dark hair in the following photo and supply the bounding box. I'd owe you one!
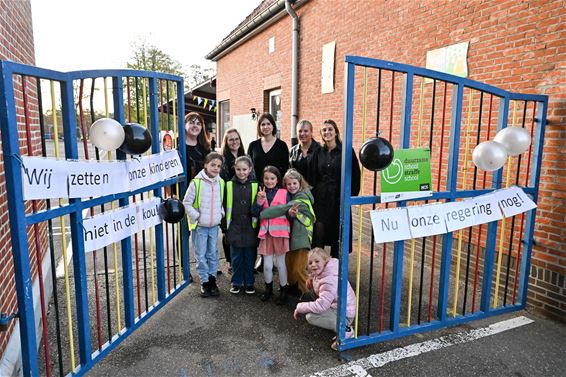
[247,113,289,179]
[311,119,360,259]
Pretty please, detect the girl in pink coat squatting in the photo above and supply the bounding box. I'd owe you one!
[293,247,357,350]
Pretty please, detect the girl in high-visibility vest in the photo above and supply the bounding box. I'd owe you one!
[183,152,225,298]
[253,166,290,304]
[222,156,259,295]
[260,169,315,297]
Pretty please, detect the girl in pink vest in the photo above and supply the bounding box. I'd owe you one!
[253,165,290,304]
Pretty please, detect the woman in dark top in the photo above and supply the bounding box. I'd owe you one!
[289,119,320,187]
[311,119,361,259]
[185,112,211,181]
[247,113,289,181]
[220,127,246,181]
[184,112,212,281]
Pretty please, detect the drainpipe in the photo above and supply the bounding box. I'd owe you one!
[285,0,299,146]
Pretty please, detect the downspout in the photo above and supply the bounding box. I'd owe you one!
[285,0,299,146]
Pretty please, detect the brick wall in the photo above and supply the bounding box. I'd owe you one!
[0,0,36,357]
[215,0,565,320]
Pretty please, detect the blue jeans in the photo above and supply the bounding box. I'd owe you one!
[191,225,219,283]
[230,246,256,287]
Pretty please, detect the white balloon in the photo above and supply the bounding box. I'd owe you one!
[472,141,508,171]
[89,118,125,151]
[493,126,531,156]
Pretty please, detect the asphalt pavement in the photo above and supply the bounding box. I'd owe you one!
[86,259,566,377]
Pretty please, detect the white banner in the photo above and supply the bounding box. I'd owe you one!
[370,207,412,243]
[83,198,164,252]
[369,187,535,243]
[21,150,183,200]
[494,186,537,218]
[136,197,162,230]
[68,160,129,198]
[21,157,71,200]
[407,203,447,238]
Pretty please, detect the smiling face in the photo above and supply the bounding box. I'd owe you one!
[226,130,241,153]
[259,118,274,137]
[298,122,313,143]
[204,158,222,178]
[285,177,300,194]
[263,171,278,189]
[185,117,203,138]
[308,253,328,277]
[320,122,337,144]
[234,160,251,181]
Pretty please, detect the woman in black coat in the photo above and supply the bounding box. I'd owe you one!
[311,119,361,259]
[288,119,320,187]
[247,112,289,180]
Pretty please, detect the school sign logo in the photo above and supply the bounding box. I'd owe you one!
[380,148,432,203]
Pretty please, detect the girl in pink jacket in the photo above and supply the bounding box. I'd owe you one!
[293,247,356,350]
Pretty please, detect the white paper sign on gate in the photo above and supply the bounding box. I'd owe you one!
[442,200,481,232]
[127,158,152,191]
[370,207,412,243]
[407,203,447,238]
[21,156,70,200]
[83,212,114,252]
[68,160,129,198]
[137,197,162,230]
[464,193,503,226]
[494,186,537,218]
[111,205,139,242]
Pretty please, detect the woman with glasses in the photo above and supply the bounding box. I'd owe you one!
[220,127,246,181]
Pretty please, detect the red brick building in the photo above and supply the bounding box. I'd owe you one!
[207,0,565,320]
[0,0,43,373]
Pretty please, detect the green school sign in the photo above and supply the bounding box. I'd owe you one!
[380,148,432,202]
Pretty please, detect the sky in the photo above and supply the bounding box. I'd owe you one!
[31,0,260,73]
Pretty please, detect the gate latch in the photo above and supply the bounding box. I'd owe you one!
[0,312,18,331]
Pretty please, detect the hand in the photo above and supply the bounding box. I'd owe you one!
[288,203,299,218]
[257,186,266,205]
[293,309,300,320]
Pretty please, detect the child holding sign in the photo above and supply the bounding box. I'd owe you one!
[260,169,315,296]
[183,152,225,298]
[253,166,290,305]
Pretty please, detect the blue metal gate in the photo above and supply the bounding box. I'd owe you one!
[0,61,188,376]
[336,56,548,350]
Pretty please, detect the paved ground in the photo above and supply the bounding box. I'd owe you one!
[86,261,566,377]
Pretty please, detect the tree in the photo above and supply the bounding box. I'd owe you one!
[187,64,215,89]
[126,39,188,123]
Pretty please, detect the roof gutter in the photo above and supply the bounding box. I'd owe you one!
[285,0,299,146]
[205,0,287,61]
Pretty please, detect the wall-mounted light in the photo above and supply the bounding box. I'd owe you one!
[250,108,257,120]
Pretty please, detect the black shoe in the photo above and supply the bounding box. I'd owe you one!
[209,275,220,296]
[200,282,211,298]
[230,285,241,294]
[260,282,273,302]
[276,284,288,305]
[245,285,255,295]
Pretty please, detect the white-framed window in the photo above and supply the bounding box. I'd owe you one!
[269,89,281,138]
[219,100,230,141]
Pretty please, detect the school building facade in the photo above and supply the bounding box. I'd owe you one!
[206,0,565,321]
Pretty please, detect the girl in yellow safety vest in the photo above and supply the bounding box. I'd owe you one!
[183,152,225,298]
[253,166,290,305]
[222,156,260,295]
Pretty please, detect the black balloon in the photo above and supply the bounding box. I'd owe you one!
[118,123,152,155]
[159,198,186,224]
[359,137,395,171]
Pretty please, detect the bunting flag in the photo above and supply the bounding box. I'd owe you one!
[192,96,217,112]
